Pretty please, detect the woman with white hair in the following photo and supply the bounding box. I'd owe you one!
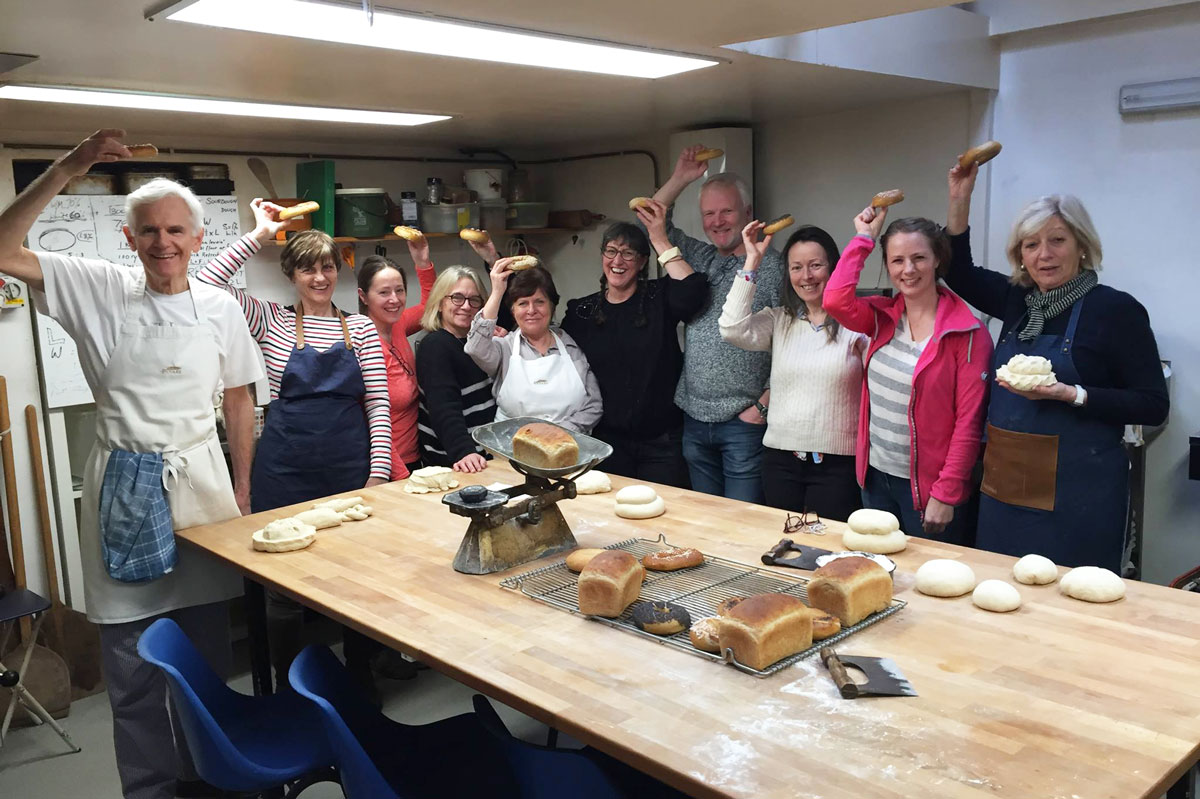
[946,161,1168,571]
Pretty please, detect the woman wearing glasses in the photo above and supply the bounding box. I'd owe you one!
[355,239,435,481]
[719,222,867,521]
[414,266,497,473]
[562,214,707,486]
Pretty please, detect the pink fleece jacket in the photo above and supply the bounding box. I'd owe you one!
[823,235,992,509]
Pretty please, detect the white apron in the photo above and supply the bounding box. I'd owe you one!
[79,274,241,624]
[493,329,587,426]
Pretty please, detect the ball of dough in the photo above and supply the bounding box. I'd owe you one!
[841,528,907,554]
[1005,354,1053,375]
[573,470,612,494]
[615,484,658,505]
[846,508,900,536]
[972,580,1022,612]
[615,496,666,519]
[1013,554,1059,585]
[1060,566,1126,603]
[915,559,977,597]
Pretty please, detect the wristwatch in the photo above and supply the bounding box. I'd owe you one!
[754,400,768,419]
[1072,384,1088,407]
[657,246,682,266]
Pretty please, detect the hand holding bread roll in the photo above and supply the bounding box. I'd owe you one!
[126,144,158,158]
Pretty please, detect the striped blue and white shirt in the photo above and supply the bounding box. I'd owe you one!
[867,314,929,479]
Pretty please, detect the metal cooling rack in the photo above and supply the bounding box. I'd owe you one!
[499,534,906,677]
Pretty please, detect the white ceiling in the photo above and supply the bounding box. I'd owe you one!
[0,0,963,152]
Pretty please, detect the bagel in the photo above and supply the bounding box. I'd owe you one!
[871,189,905,209]
[762,214,794,236]
[507,255,540,271]
[126,143,158,158]
[694,148,724,162]
[631,601,692,635]
[628,196,653,211]
[958,140,1003,169]
[393,226,425,243]
[278,201,319,221]
[642,547,704,572]
[459,227,490,244]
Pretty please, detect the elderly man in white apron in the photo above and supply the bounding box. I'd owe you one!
[0,130,264,799]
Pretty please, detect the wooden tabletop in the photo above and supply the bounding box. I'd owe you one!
[177,463,1200,799]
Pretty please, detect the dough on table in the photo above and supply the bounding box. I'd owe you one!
[404,466,460,494]
[292,507,343,530]
[573,470,612,494]
[614,484,666,519]
[846,508,900,536]
[915,559,977,597]
[1060,566,1126,603]
[841,528,907,555]
[972,580,1022,612]
[252,518,317,553]
[314,496,366,513]
[1013,554,1059,585]
[615,485,658,505]
[338,503,373,521]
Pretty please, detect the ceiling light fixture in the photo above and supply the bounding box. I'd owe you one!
[0,84,450,126]
[149,0,720,79]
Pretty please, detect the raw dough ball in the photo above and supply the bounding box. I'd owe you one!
[339,504,372,522]
[615,485,658,505]
[841,528,907,554]
[1013,554,1059,585]
[252,519,316,553]
[846,508,900,536]
[972,580,1022,612]
[615,496,666,519]
[1060,566,1126,603]
[915,559,977,597]
[293,507,343,530]
[404,467,459,494]
[573,470,612,494]
[314,496,366,512]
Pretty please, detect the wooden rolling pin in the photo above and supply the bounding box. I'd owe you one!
[278,201,320,221]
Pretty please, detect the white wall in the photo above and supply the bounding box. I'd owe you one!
[983,3,1200,583]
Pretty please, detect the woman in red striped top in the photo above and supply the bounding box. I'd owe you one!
[356,241,435,481]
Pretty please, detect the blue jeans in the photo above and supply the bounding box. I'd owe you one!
[682,414,766,503]
[861,466,968,545]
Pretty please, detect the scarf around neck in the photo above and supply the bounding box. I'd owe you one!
[1019,269,1098,341]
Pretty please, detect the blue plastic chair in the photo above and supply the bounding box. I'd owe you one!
[136,618,336,797]
[288,644,519,799]
[472,695,687,799]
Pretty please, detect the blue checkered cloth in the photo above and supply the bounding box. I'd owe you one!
[99,450,177,583]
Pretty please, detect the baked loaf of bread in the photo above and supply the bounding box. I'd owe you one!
[512,422,579,469]
[578,550,644,617]
[718,594,812,670]
[807,556,893,626]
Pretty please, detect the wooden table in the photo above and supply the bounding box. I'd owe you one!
[178,463,1200,799]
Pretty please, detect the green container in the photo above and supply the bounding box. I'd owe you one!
[335,188,388,237]
[296,160,336,234]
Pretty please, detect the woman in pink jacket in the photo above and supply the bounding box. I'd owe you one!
[823,204,992,543]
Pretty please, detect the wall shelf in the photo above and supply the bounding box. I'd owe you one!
[263,228,579,245]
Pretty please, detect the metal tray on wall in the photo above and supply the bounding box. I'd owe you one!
[472,417,612,479]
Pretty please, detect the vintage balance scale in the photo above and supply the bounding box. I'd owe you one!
[442,417,612,575]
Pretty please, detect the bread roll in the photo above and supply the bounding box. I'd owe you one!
[689,617,722,652]
[565,548,605,573]
[126,144,158,158]
[718,594,812,670]
[578,551,644,617]
[511,422,579,469]
[642,547,703,571]
[628,197,653,211]
[807,556,892,626]
[278,201,319,221]
[393,226,425,242]
[508,255,540,271]
[871,189,905,209]
[762,214,794,236]
[958,140,1002,169]
[806,609,841,640]
[459,228,490,243]
[694,148,724,162]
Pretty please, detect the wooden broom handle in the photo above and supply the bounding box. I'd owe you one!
[0,376,25,591]
[26,405,61,603]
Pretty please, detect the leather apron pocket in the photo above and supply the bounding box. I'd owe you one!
[981,423,1058,512]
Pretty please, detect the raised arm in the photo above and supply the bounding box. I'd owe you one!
[823,206,889,335]
[652,145,712,209]
[637,199,696,280]
[719,220,776,352]
[400,236,436,336]
[0,129,131,290]
[943,162,1013,317]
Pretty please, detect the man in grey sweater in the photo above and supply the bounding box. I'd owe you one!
[644,145,784,502]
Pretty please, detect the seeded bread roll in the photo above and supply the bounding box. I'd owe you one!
[511,422,579,469]
[508,255,540,271]
[807,556,893,626]
[578,550,644,617]
[717,594,812,671]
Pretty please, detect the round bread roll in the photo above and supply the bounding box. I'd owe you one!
[628,196,653,211]
[715,597,746,617]
[846,508,900,536]
[807,609,841,640]
[871,189,905,208]
[615,485,658,505]
[631,601,691,635]
[459,228,490,243]
[642,547,704,571]
[762,214,794,236]
[393,226,425,242]
[972,580,1022,612]
[694,148,724,162]
[1060,566,1125,603]
[507,255,540,271]
[915,559,977,598]
[688,616,722,652]
[572,470,612,494]
[127,144,159,158]
[566,548,605,573]
[1013,554,1059,585]
[615,496,666,519]
[841,528,907,554]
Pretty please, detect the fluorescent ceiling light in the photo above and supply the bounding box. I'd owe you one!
[155,0,720,79]
[0,84,449,126]
[1119,77,1200,115]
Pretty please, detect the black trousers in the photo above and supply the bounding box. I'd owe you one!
[761,447,861,523]
[597,426,690,490]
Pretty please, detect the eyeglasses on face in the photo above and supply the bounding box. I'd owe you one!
[446,293,483,309]
[602,247,641,262]
[783,511,826,535]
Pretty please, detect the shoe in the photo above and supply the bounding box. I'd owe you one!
[370,649,420,681]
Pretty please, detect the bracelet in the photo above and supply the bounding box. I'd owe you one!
[657,246,681,266]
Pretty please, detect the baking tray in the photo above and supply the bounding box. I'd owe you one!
[472,417,613,479]
[499,534,906,677]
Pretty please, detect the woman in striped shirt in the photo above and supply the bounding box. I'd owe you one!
[824,204,992,544]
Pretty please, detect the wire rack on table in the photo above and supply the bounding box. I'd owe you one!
[499,534,906,677]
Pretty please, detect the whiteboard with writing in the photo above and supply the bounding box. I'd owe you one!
[28,194,245,408]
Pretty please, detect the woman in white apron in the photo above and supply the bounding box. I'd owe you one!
[464,258,602,432]
[0,130,263,799]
